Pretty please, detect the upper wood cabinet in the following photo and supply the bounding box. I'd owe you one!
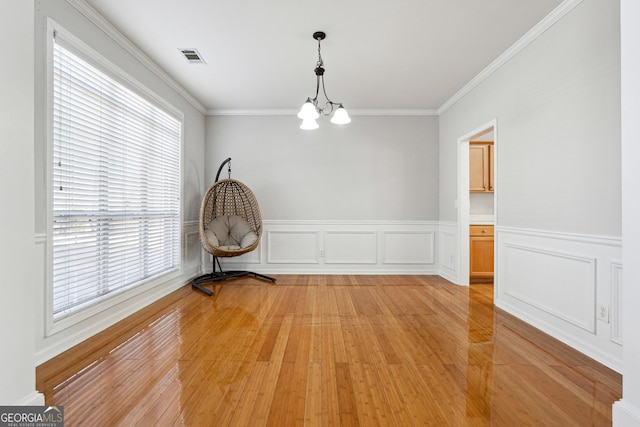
[469,142,494,192]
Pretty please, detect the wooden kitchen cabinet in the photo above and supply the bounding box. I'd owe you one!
[470,225,494,282]
[470,142,494,192]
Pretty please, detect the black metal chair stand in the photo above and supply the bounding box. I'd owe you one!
[192,256,276,296]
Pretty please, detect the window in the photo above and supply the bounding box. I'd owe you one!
[51,34,182,321]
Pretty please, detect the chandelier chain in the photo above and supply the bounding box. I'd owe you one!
[316,38,324,69]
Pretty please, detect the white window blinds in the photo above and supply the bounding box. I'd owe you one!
[52,38,181,320]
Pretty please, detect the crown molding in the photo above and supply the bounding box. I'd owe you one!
[350,109,439,116]
[65,0,207,115]
[206,109,439,117]
[437,0,583,115]
[207,109,298,116]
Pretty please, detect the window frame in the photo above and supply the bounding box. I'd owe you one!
[45,20,184,335]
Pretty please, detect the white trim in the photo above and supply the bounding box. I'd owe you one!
[232,267,441,276]
[497,226,622,247]
[437,0,583,114]
[65,0,206,114]
[349,109,439,116]
[613,400,640,427]
[611,261,624,345]
[469,214,495,224]
[439,220,457,228]
[16,391,45,406]
[208,109,299,116]
[439,270,457,284]
[456,131,470,287]
[206,109,439,117]
[263,219,438,226]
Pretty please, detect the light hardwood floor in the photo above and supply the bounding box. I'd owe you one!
[37,275,621,426]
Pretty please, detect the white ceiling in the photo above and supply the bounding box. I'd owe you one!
[84,0,564,113]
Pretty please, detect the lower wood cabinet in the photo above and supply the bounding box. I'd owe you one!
[470,225,494,282]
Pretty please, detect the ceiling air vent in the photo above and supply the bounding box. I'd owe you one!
[179,48,206,64]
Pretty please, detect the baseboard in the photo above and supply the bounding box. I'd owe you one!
[496,299,623,373]
[211,266,441,276]
[438,269,458,284]
[614,400,640,427]
[16,391,45,406]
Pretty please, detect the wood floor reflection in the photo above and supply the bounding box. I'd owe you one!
[37,275,621,426]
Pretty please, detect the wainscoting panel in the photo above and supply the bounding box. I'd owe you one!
[383,231,435,264]
[325,231,377,264]
[502,242,596,332]
[266,230,320,264]
[496,226,623,372]
[218,220,439,274]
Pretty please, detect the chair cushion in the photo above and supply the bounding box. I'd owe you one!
[203,229,220,247]
[240,231,258,248]
[205,215,257,249]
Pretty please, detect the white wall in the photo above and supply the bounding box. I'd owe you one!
[439,0,622,370]
[440,0,620,235]
[614,0,640,424]
[206,115,439,221]
[0,0,43,406]
[204,115,440,274]
[32,0,206,363]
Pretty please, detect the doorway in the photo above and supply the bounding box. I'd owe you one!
[456,120,497,293]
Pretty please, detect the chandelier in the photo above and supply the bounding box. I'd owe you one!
[297,31,351,130]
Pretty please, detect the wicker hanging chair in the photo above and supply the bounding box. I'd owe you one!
[192,158,276,296]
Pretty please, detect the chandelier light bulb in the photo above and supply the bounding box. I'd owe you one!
[297,98,319,120]
[300,118,319,130]
[330,105,351,125]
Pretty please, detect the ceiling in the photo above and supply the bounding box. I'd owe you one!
[84,0,564,113]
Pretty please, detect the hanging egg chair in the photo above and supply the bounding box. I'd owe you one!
[192,158,276,296]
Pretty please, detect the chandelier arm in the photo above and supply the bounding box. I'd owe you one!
[319,75,337,115]
[311,75,321,107]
